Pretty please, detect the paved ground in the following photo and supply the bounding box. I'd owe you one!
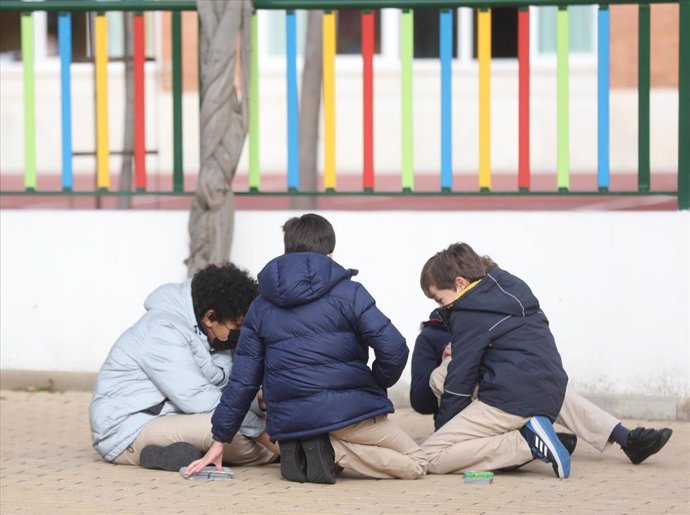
[1,390,688,514]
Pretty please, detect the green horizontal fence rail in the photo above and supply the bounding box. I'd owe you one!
[0,1,196,11]
[0,0,687,209]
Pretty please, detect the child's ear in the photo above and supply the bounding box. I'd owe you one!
[202,309,215,327]
[455,276,471,291]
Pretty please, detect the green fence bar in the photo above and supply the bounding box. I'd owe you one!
[1,1,197,12]
[679,0,689,210]
[401,9,413,191]
[172,11,183,192]
[249,12,260,191]
[556,6,569,191]
[254,0,673,9]
[21,12,36,190]
[638,3,650,192]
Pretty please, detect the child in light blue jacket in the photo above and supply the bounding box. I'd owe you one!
[89,263,277,471]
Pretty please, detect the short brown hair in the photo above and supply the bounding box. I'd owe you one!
[420,243,497,297]
[282,213,336,254]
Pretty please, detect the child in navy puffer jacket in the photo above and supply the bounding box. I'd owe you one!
[185,214,428,484]
[420,242,572,478]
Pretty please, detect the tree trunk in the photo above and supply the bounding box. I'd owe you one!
[119,12,134,209]
[291,10,323,211]
[186,0,251,276]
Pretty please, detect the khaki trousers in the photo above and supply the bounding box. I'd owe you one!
[555,388,619,452]
[113,413,276,466]
[329,416,428,479]
[421,400,533,474]
[429,361,619,453]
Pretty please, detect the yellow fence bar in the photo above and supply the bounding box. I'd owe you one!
[478,8,491,190]
[323,11,337,191]
[95,13,110,189]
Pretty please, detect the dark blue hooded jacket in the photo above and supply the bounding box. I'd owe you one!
[211,252,408,443]
[436,267,568,430]
[409,310,448,418]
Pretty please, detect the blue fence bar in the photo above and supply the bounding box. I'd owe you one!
[597,6,610,190]
[286,10,299,191]
[58,12,73,190]
[440,9,452,191]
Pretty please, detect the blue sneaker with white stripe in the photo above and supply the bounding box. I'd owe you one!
[519,416,571,478]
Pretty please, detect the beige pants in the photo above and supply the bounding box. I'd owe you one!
[329,416,428,479]
[113,413,276,466]
[421,400,533,474]
[430,359,619,453]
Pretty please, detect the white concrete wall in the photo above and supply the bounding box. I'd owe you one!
[1,210,688,400]
[0,63,679,176]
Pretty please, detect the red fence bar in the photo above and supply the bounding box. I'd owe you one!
[362,10,375,191]
[518,6,530,190]
[133,13,147,190]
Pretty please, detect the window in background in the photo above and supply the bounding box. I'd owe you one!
[538,6,595,54]
[0,11,156,63]
[262,10,307,58]
[472,8,518,59]
[336,9,381,55]
[413,8,458,59]
[0,11,21,62]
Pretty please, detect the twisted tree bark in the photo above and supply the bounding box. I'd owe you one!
[186,0,251,276]
[292,10,323,211]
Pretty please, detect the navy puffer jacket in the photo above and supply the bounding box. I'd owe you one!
[437,267,568,430]
[211,252,408,443]
[409,310,448,418]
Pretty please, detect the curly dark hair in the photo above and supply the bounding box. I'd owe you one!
[191,263,258,322]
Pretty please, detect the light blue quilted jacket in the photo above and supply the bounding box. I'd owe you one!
[89,279,265,462]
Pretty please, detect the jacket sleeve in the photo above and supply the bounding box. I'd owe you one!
[211,303,265,443]
[435,318,490,430]
[410,328,446,415]
[138,324,221,414]
[351,285,408,389]
[210,350,233,388]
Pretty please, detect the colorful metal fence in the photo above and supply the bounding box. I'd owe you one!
[0,0,687,209]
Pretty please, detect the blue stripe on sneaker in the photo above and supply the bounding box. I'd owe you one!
[529,416,571,478]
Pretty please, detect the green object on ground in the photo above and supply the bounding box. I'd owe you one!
[463,471,494,484]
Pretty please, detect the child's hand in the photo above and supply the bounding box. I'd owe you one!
[257,388,267,411]
[442,343,452,360]
[184,440,224,476]
[252,432,280,455]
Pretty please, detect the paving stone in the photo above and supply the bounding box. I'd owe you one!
[1,391,688,514]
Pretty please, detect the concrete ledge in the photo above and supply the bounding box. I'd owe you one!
[3,369,688,421]
[0,369,97,392]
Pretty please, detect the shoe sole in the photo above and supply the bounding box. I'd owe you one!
[301,434,336,485]
[280,439,307,483]
[139,442,202,471]
[528,416,571,479]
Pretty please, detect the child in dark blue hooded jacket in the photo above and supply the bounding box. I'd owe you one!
[185,214,428,483]
[412,310,673,469]
[419,242,572,478]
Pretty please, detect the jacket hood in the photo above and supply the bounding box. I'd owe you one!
[257,252,356,307]
[448,267,540,317]
[143,279,196,326]
[422,308,446,330]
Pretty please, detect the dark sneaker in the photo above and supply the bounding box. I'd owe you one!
[279,439,307,483]
[139,442,202,471]
[519,416,571,478]
[558,432,578,456]
[623,427,673,465]
[300,434,336,484]
[500,432,577,472]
